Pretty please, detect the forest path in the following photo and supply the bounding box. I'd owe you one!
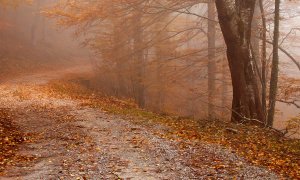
[0,67,278,179]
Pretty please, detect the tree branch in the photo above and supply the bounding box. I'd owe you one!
[276,99,300,108]
[265,39,300,71]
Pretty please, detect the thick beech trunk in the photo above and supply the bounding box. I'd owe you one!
[216,0,265,123]
[226,43,264,122]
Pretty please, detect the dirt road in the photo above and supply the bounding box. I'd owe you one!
[0,68,278,179]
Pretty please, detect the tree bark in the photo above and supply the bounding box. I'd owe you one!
[153,13,173,113]
[259,0,267,122]
[251,1,261,69]
[112,18,126,97]
[207,0,216,118]
[267,0,280,127]
[222,55,228,116]
[133,11,145,108]
[215,0,265,123]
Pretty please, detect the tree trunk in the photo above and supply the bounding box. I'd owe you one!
[215,0,265,123]
[259,0,267,121]
[251,1,261,70]
[155,50,164,113]
[112,18,126,97]
[153,14,172,113]
[267,0,280,127]
[41,16,46,43]
[207,0,216,118]
[222,55,228,116]
[133,12,145,108]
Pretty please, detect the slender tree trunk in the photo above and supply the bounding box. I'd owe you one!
[155,51,164,113]
[251,0,262,84]
[112,19,126,97]
[133,12,145,108]
[154,14,172,113]
[215,0,265,123]
[184,15,196,117]
[222,54,228,116]
[267,0,280,127]
[251,1,261,70]
[41,16,46,43]
[259,0,267,122]
[207,0,216,118]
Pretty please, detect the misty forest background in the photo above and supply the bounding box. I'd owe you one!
[1,0,299,139]
[0,0,299,134]
[0,0,300,179]
[0,1,300,136]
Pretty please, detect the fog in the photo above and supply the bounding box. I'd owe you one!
[0,0,299,137]
[273,0,300,135]
[0,0,88,77]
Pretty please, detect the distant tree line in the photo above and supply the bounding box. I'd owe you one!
[7,0,298,130]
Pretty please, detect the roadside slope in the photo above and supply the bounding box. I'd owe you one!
[0,69,281,179]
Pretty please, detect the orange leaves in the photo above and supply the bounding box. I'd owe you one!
[278,75,300,100]
[0,108,24,174]
[45,75,300,179]
[224,129,300,179]
[213,164,227,170]
[45,0,117,29]
[0,0,21,7]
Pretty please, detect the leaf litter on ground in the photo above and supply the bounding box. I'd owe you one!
[0,108,36,175]
[41,74,300,179]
